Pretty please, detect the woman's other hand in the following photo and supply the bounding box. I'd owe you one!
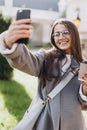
[4,19,32,48]
[81,74,87,96]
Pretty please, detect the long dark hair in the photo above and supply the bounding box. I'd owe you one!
[40,19,83,85]
[51,19,83,62]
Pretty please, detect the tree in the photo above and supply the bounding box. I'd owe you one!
[0,14,13,80]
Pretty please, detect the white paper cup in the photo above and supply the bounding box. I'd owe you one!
[78,62,87,81]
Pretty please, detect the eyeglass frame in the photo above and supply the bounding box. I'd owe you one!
[52,30,70,38]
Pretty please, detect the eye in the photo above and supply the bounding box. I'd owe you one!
[63,30,70,35]
[53,32,60,37]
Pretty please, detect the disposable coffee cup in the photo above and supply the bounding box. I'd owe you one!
[78,61,87,81]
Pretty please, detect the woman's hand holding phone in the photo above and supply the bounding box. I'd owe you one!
[4,9,33,49]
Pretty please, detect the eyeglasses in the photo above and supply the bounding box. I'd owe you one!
[52,30,70,37]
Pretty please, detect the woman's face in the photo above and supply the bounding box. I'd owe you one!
[53,24,72,54]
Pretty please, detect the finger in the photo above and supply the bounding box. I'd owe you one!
[82,81,87,86]
[9,23,33,33]
[12,19,32,25]
[14,24,33,30]
[14,30,32,35]
[84,74,87,78]
[5,29,32,44]
[11,30,32,40]
[7,33,31,44]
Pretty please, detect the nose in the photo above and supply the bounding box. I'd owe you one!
[58,33,64,39]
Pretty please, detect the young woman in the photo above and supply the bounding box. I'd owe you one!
[0,18,87,130]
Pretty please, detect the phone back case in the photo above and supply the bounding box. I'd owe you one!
[16,9,31,44]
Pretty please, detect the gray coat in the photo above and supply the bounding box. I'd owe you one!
[2,44,87,130]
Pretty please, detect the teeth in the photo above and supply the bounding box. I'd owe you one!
[59,41,68,45]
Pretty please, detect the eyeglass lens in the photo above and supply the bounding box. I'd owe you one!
[53,30,70,37]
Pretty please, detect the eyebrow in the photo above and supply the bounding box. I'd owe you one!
[54,30,68,33]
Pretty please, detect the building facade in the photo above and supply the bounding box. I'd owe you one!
[0,0,59,46]
[65,0,87,59]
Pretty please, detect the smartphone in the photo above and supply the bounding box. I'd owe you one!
[16,9,31,44]
[78,61,87,81]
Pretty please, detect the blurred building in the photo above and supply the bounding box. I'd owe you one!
[0,0,87,59]
[0,0,59,46]
[65,0,87,59]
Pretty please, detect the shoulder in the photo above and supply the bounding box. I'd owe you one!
[33,48,55,59]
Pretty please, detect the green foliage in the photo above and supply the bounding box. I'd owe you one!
[0,13,13,80]
[0,79,32,130]
[0,55,13,80]
[0,69,37,130]
[0,13,12,33]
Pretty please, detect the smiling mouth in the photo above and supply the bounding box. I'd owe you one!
[58,40,69,45]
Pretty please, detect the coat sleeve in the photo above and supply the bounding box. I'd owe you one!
[0,32,45,77]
